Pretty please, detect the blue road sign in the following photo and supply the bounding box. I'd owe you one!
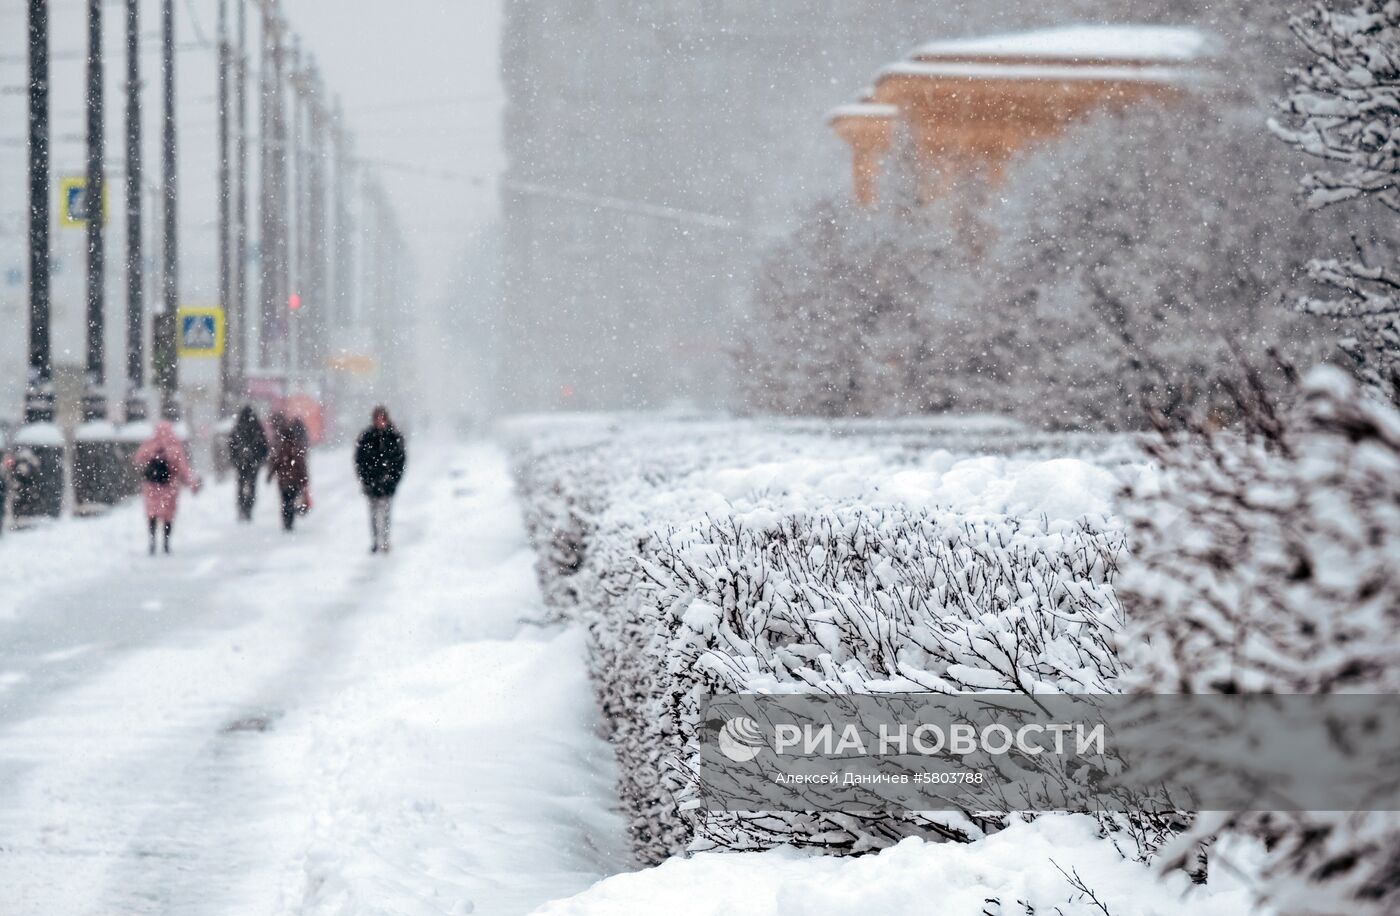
[178,307,225,357]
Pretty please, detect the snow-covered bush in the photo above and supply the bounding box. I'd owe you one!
[1272,0,1400,402]
[507,417,1146,863]
[1119,366,1400,914]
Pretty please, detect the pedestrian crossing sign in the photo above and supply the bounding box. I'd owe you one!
[177,306,225,358]
[58,176,108,228]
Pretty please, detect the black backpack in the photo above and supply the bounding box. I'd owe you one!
[144,453,172,485]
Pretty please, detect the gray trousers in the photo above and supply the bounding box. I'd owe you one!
[369,496,392,549]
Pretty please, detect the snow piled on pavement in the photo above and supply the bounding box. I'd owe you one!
[535,815,1266,916]
[292,444,629,915]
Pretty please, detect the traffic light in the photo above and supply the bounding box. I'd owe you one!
[288,293,302,311]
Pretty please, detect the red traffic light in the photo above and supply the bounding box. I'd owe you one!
[289,293,302,311]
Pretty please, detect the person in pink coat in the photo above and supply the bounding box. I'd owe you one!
[132,421,201,555]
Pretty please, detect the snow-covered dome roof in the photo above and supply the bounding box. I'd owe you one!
[912,25,1215,64]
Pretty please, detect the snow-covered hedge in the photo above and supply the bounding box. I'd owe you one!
[651,507,1125,859]
[1120,367,1400,915]
[505,416,1145,863]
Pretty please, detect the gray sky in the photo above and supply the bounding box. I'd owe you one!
[288,0,504,300]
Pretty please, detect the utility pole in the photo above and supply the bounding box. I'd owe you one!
[273,12,289,389]
[155,0,179,420]
[258,1,287,379]
[232,0,249,408]
[288,39,301,384]
[217,0,233,415]
[83,0,106,419]
[307,63,328,381]
[25,0,51,426]
[257,1,272,374]
[124,0,145,424]
[327,97,352,434]
[75,0,122,511]
[359,172,375,333]
[331,98,349,340]
[113,0,147,501]
[15,0,64,520]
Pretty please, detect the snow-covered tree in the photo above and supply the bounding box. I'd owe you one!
[988,97,1346,430]
[735,165,1017,418]
[743,94,1354,429]
[1271,1,1400,401]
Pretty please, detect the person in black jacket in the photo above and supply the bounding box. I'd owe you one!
[227,405,270,522]
[268,414,311,532]
[354,406,407,553]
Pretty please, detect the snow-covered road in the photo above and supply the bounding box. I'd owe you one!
[0,442,627,915]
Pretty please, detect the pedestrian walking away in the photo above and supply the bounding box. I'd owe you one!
[354,406,407,553]
[132,421,201,555]
[227,405,270,522]
[267,413,311,532]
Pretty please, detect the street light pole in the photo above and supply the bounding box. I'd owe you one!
[112,0,149,499]
[258,2,286,377]
[217,0,233,415]
[308,65,326,378]
[124,0,145,422]
[155,0,180,420]
[257,2,271,374]
[332,99,353,341]
[83,0,106,418]
[232,0,249,407]
[16,0,64,520]
[288,39,302,384]
[271,10,290,390]
[74,0,123,511]
[26,0,51,426]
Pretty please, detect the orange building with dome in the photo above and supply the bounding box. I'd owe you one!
[829,25,1216,205]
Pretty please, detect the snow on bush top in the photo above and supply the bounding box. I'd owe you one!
[505,413,1149,532]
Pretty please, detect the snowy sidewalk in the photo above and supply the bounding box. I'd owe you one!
[0,442,627,915]
[288,446,629,914]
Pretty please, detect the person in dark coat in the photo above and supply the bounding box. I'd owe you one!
[267,413,310,532]
[227,405,270,522]
[354,406,407,553]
